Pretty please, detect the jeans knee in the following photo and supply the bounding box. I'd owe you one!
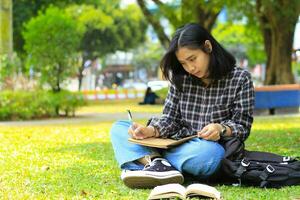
[181,143,224,177]
[110,120,131,141]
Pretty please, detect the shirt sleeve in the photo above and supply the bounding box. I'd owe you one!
[222,71,254,141]
[148,84,196,139]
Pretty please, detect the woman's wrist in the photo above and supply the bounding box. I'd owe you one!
[219,123,232,137]
[148,125,159,137]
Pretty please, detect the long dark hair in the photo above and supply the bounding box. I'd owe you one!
[160,23,236,91]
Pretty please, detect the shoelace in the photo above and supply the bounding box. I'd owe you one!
[143,156,168,170]
[143,155,154,169]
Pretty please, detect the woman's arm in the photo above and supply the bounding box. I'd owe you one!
[221,71,255,141]
[198,71,254,141]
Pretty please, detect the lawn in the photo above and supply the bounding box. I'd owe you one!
[77,99,163,114]
[0,100,300,199]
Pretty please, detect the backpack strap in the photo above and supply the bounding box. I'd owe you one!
[259,164,275,188]
[235,159,250,176]
[245,150,293,163]
[235,158,250,185]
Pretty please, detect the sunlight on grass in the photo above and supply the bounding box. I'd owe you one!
[0,123,150,199]
[77,99,163,114]
[0,113,299,199]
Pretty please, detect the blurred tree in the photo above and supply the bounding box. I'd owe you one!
[180,0,223,31]
[227,0,300,84]
[66,4,147,90]
[0,53,20,90]
[131,39,164,78]
[23,7,81,92]
[12,0,104,54]
[139,0,299,85]
[212,22,266,67]
[0,0,13,57]
[136,0,224,49]
[256,0,299,84]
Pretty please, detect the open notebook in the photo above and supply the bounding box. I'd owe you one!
[148,183,221,200]
[128,135,197,149]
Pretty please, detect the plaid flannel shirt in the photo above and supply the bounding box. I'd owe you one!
[149,67,254,141]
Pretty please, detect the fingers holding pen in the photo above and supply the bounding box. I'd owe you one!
[128,122,137,137]
[132,126,145,139]
[128,122,146,139]
[128,122,156,140]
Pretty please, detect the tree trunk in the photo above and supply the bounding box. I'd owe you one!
[256,0,299,85]
[78,54,89,91]
[137,0,170,49]
[137,0,221,49]
[53,64,61,93]
[0,0,13,57]
[257,15,272,81]
[264,26,295,84]
[78,61,85,91]
[182,0,222,32]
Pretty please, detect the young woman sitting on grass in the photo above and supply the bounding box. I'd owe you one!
[110,23,254,188]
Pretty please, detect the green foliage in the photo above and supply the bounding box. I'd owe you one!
[12,0,101,53]
[54,90,86,116]
[65,3,147,90]
[292,61,300,77]
[65,4,114,35]
[152,0,181,28]
[0,90,85,120]
[23,6,81,92]
[0,53,21,85]
[65,3,147,60]
[181,0,223,26]
[212,22,266,67]
[115,5,148,51]
[131,40,164,76]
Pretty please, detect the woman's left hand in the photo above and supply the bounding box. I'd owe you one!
[197,123,222,141]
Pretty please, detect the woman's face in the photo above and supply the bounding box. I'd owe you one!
[175,46,210,79]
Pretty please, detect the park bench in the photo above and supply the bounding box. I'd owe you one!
[254,84,300,115]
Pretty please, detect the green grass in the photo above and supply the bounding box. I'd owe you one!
[0,101,300,199]
[77,99,163,114]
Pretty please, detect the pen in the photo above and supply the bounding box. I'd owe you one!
[127,109,133,124]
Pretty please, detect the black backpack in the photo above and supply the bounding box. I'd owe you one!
[218,137,300,188]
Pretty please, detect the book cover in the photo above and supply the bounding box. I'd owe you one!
[148,183,221,200]
[128,135,197,149]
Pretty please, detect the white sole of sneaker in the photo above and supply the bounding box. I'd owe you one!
[121,170,184,188]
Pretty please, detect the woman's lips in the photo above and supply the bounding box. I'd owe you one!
[194,71,202,77]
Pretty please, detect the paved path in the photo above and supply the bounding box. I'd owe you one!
[0,112,299,127]
[0,112,161,126]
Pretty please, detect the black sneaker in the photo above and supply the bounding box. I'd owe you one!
[121,157,184,188]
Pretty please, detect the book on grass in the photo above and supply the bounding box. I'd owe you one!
[128,135,197,149]
[147,183,221,200]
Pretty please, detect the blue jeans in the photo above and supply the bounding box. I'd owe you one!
[110,120,225,178]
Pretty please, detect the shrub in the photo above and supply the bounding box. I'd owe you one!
[0,90,85,120]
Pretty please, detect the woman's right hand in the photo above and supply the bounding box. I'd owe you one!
[128,122,155,140]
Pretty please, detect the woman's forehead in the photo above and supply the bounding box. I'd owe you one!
[176,47,201,59]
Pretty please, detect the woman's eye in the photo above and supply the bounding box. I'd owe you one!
[190,57,196,62]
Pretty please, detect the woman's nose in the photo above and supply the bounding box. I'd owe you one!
[187,64,196,73]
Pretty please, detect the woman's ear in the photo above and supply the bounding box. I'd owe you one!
[204,40,212,53]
